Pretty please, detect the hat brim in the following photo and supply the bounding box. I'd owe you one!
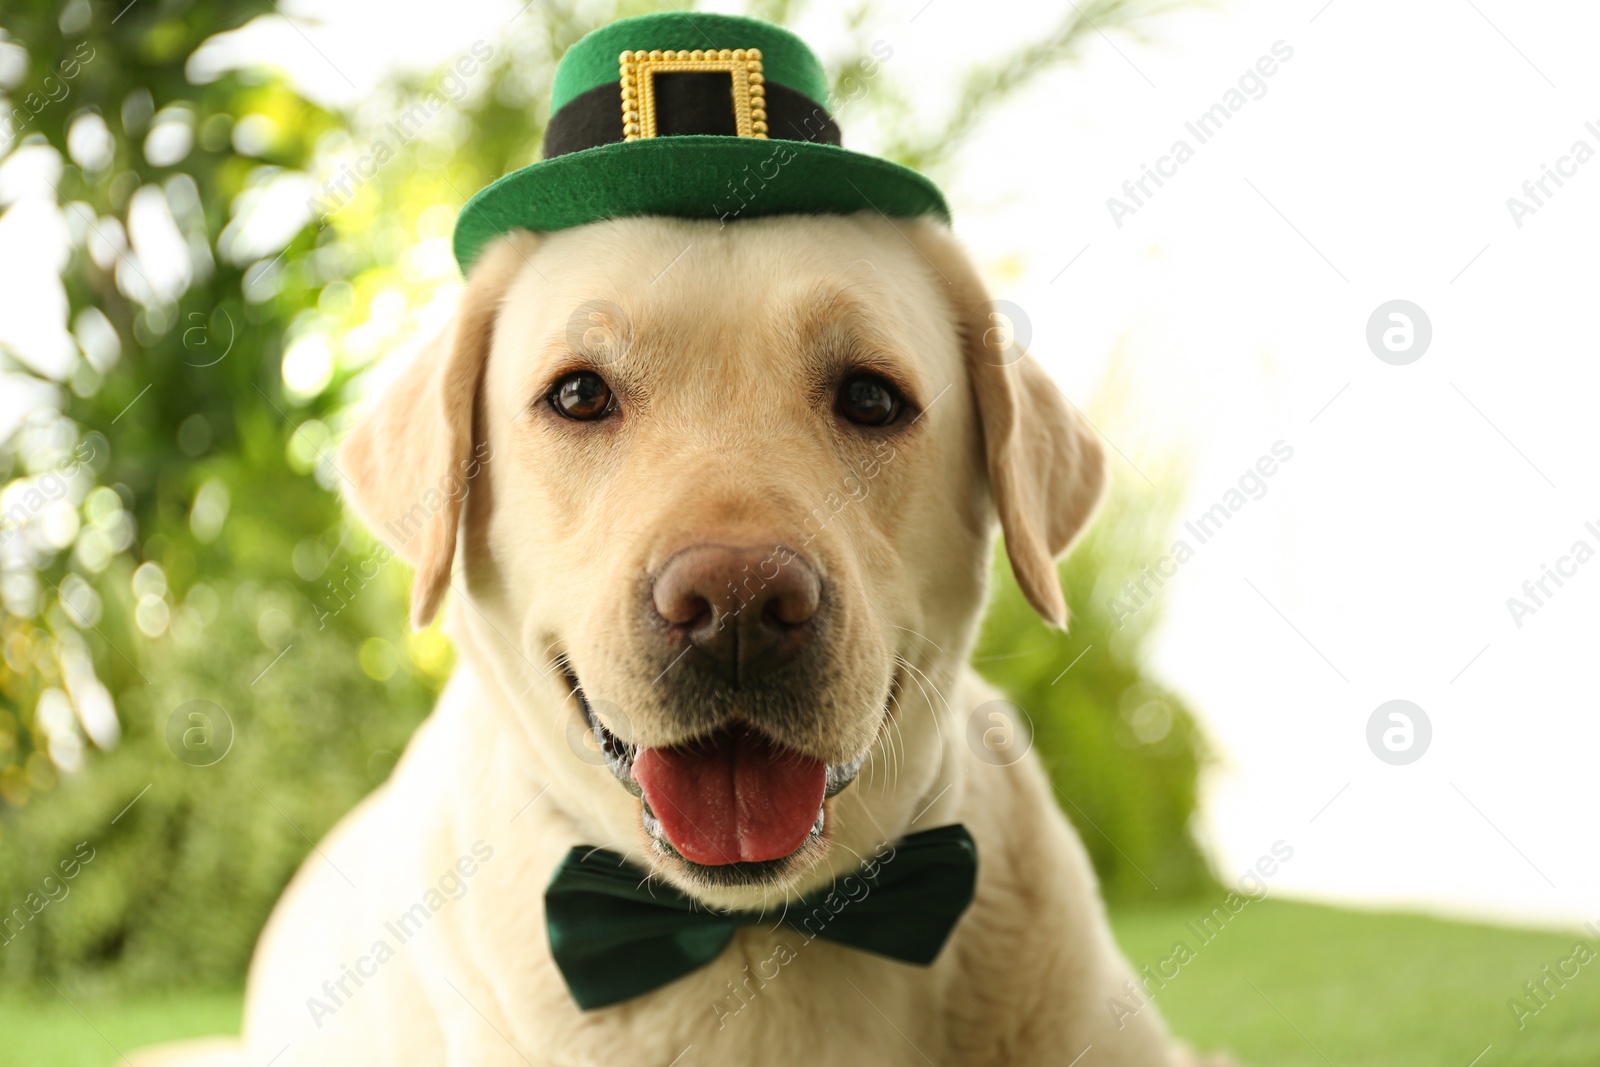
[452,135,949,271]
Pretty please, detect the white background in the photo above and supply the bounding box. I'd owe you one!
[917,0,1600,930]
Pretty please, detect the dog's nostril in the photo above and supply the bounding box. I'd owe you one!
[766,573,820,627]
[657,590,711,627]
[651,543,820,682]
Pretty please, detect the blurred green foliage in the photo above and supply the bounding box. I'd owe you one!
[974,426,1212,901]
[0,0,1203,992]
[0,0,448,991]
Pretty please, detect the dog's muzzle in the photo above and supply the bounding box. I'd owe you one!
[565,664,866,872]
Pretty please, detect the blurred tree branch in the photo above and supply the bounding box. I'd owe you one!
[872,0,1186,173]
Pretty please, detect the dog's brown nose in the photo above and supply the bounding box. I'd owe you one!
[652,545,820,684]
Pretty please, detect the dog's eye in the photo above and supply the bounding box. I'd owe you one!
[836,374,903,428]
[551,371,615,421]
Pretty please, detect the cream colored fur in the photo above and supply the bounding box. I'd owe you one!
[131,215,1214,1067]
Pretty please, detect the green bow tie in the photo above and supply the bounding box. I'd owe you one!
[544,824,978,1010]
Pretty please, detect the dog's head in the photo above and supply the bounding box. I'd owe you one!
[341,215,1103,905]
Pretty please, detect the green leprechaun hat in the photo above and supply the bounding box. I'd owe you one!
[451,12,949,270]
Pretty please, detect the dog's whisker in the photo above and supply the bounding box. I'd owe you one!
[893,718,908,787]
[896,657,950,772]
[896,657,949,745]
[892,623,948,657]
[888,718,905,791]
[885,717,904,791]
[865,745,886,794]
[871,710,895,792]
[535,636,565,668]
[882,671,924,786]
[880,683,912,795]
[898,656,952,715]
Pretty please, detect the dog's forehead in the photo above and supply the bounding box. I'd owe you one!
[492,216,960,378]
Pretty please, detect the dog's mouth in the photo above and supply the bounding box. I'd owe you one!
[563,665,867,871]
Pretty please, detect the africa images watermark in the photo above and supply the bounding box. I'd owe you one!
[717,437,899,619]
[315,540,390,630]
[1503,518,1600,630]
[1106,40,1294,229]
[0,437,99,548]
[1504,119,1600,229]
[0,841,98,949]
[713,39,895,226]
[1506,920,1600,1031]
[1107,441,1295,630]
[315,441,494,628]
[551,297,901,635]
[1107,840,1294,1030]
[709,836,897,1029]
[305,840,496,1028]
[306,40,494,222]
[1,41,96,151]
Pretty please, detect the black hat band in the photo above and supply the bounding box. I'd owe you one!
[544,75,841,158]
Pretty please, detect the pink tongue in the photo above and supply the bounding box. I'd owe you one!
[633,728,826,865]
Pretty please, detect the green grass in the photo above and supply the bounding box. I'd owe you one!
[1112,899,1600,1066]
[0,987,242,1067]
[2,901,1595,1065]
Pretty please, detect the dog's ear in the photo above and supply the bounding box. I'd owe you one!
[967,348,1106,626]
[910,223,1107,627]
[340,234,534,629]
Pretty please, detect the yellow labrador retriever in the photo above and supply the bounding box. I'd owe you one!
[136,213,1211,1066]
